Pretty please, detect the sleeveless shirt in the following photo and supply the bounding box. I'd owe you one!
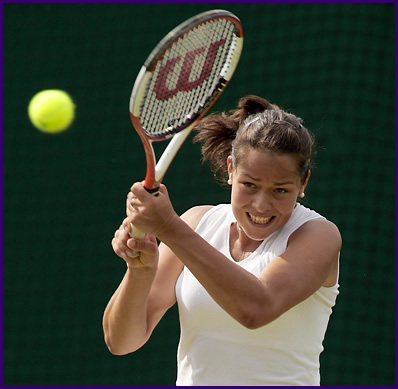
[175,203,339,386]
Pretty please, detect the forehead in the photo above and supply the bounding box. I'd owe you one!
[236,149,300,183]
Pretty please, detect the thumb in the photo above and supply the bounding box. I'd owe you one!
[158,183,169,197]
[128,234,158,256]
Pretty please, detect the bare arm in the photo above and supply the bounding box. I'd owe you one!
[158,216,340,329]
[130,183,342,330]
[103,205,211,355]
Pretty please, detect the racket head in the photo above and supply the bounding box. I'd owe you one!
[129,9,243,141]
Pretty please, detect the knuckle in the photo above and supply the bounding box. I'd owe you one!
[115,247,125,258]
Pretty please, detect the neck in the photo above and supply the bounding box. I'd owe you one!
[230,223,261,262]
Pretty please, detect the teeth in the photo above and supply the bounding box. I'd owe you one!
[249,213,272,224]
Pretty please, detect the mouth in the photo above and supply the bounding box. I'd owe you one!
[247,212,274,225]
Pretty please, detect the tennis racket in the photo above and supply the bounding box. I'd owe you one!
[128,9,243,252]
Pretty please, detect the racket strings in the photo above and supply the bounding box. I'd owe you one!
[140,18,239,137]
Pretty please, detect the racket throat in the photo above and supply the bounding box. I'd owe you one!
[154,127,192,182]
[138,137,158,191]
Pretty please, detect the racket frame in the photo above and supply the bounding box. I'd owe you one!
[128,10,243,246]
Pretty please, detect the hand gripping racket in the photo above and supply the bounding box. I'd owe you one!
[128,9,243,251]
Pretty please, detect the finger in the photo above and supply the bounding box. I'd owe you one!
[127,235,157,257]
[115,224,127,240]
[131,181,156,202]
[127,192,134,203]
[114,223,129,242]
[112,235,134,259]
[145,233,158,244]
[127,195,136,211]
[130,181,144,196]
[130,181,144,193]
[158,183,168,195]
[122,220,132,233]
[115,223,130,242]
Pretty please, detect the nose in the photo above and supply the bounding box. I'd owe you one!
[252,191,272,213]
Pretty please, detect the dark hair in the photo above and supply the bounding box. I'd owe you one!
[193,95,314,185]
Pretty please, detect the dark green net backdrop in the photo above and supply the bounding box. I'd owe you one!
[3,3,395,386]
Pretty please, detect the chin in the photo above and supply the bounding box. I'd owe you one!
[240,224,275,242]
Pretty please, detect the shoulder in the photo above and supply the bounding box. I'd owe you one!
[295,218,341,242]
[289,218,342,257]
[180,205,214,230]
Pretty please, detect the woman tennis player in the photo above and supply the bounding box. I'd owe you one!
[103,95,341,386]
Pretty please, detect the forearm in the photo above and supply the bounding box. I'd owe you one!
[103,266,157,355]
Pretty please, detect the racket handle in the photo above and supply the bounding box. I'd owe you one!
[129,223,146,257]
[128,185,159,257]
[144,186,160,195]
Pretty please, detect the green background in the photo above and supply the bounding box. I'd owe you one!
[3,2,395,386]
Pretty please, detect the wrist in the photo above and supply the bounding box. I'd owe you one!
[155,214,188,244]
[125,262,157,280]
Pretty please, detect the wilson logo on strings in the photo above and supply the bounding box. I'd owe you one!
[154,39,226,101]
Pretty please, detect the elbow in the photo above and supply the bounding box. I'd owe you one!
[103,318,137,355]
[104,334,125,356]
[104,334,140,356]
[106,345,125,356]
[103,322,123,355]
[105,337,126,356]
[236,303,279,330]
[103,328,146,356]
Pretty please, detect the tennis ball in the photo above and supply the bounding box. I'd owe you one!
[28,89,75,134]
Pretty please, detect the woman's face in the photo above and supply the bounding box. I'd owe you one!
[228,149,309,242]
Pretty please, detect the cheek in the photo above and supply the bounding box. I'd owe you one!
[230,184,239,198]
[231,186,249,205]
[273,195,299,214]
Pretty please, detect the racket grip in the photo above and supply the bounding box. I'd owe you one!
[128,185,159,257]
[129,223,146,257]
[144,186,160,196]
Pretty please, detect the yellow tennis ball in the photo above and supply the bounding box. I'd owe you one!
[28,89,75,133]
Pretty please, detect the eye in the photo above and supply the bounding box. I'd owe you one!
[275,188,288,194]
[242,181,256,189]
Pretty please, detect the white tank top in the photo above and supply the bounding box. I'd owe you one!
[175,203,339,386]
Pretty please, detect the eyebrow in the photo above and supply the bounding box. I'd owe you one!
[273,181,295,186]
[243,173,295,186]
[243,174,261,181]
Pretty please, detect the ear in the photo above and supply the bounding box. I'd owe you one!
[301,169,311,193]
[227,155,233,177]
